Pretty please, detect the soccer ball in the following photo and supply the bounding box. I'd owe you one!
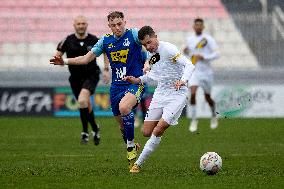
[200,152,222,175]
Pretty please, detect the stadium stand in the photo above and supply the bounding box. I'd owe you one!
[0,0,260,71]
[221,0,284,67]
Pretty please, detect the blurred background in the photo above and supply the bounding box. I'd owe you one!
[0,0,283,118]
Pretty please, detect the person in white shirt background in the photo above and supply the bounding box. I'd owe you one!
[123,25,195,173]
[183,18,220,132]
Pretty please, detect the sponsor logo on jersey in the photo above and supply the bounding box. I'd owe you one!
[108,43,115,48]
[149,53,160,65]
[110,49,129,63]
[87,46,93,51]
[123,38,130,47]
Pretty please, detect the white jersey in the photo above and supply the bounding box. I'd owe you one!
[140,41,192,97]
[185,33,219,76]
[140,41,194,125]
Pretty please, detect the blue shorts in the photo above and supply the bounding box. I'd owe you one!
[110,83,145,116]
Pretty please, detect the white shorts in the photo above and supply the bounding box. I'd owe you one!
[188,72,213,94]
[144,92,188,126]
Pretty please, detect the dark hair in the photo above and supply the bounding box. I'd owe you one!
[194,18,204,24]
[138,26,156,41]
[107,11,124,21]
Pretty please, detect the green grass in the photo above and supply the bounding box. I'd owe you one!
[0,117,283,189]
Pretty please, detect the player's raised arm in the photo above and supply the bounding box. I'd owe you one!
[50,51,96,66]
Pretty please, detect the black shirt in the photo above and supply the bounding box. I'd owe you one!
[57,33,100,78]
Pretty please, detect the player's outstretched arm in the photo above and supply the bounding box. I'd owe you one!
[103,53,111,84]
[122,76,141,84]
[50,51,96,66]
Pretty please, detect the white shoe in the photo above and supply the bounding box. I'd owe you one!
[189,120,198,132]
[210,117,218,129]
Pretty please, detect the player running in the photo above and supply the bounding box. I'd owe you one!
[183,18,220,132]
[123,26,195,173]
[50,11,147,170]
[54,15,101,145]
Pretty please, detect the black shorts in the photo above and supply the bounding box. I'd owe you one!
[69,74,100,100]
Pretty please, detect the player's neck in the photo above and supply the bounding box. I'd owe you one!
[195,32,203,36]
[114,29,127,39]
[75,33,88,39]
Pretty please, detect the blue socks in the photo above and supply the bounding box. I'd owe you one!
[122,112,135,143]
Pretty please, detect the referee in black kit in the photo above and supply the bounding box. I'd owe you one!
[54,15,101,145]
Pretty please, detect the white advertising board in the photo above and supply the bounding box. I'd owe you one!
[186,85,284,118]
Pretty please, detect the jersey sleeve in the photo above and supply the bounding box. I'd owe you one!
[166,43,184,64]
[56,37,67,53]
[139,71,156,84]
[207,35,218,50]
[180,56,195,82]
[165,42,195,82]
[91,35,99,44]
[131,28,141,45]
[91,36,105,57]
[203,35,220,61]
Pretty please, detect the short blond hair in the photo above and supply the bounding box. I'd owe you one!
[107,11,124,21]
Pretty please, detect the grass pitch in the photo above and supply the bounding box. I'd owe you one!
[0,117,283,189]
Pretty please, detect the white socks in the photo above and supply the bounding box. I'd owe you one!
[135,134,161,166]
[127,139,135,148]
[210,105,216,117]
[191,105,197,120]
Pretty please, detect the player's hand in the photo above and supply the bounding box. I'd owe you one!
[122,76,140,84]
[183,47,190,55]
[50,56,64,65]
[103,70,110,84]
[174,80,187,90]
[195,54,204,61]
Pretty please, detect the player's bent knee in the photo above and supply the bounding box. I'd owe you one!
[78,97,88,108]
[119,104,131,116]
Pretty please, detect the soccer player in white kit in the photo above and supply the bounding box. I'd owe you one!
[123,26,195,173]
[183,18,220,132]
